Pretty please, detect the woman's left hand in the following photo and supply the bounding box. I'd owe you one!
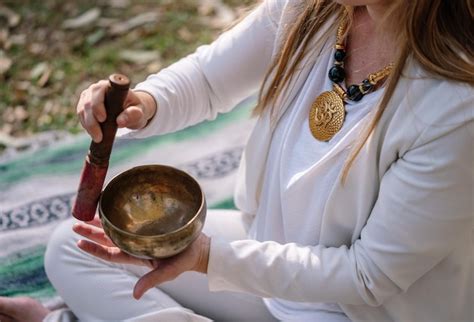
[73,217,210,300]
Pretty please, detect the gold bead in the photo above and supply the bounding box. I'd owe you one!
[332,83,347,100]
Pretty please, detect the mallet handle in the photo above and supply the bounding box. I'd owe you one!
[72,74,130,221]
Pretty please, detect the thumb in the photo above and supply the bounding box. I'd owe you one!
[124,90,141,108]
[133,261,179,300]
[117,90,151,130]
[116,106,147,129]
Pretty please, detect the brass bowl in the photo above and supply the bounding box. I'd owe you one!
[98,165,206,259]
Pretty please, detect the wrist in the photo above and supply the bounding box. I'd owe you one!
[133,90,157,123]
[195,234,210,274]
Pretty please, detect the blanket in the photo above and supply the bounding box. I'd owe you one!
[0,99,255,307]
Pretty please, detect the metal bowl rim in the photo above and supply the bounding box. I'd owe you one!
[98,164,206,238]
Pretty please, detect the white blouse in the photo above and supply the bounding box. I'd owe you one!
[123,0,474,321]
[252,40,384,319]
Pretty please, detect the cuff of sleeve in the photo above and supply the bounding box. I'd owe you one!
[117,83,172,139]
[207,236,239,292]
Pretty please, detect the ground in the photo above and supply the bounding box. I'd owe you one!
[0,0,256,151]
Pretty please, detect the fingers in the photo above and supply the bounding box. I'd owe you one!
[77,81,153,140]
[0,297,50,321]
[74,215,153,268]
[83,103,103,143]
[133,260,180,299]
[132,234,211,299]
[90,83,107,122]
[72,222,115,247]
[0,313,15,322]
[77,80,108,143]
[85,215,103,228]
[0,297,16,316]
[76,240,144,266]
[76,238,149,267]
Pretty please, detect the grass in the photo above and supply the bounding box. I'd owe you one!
[0,0,256,138]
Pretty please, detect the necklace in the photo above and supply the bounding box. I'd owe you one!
[309,21,393,142]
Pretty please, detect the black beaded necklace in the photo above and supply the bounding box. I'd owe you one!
[309,22,393,142]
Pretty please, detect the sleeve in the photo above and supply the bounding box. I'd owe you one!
[207,93,474,306]
[119,0,284,139]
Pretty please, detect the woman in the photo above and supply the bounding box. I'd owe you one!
[5,0,470,321]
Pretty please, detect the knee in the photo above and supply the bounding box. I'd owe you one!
[44,217,80,284]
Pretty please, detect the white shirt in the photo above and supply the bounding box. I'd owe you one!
[124,1,474,321]
[252,39,385,319]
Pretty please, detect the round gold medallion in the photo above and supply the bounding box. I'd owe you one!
[309,90,345,141]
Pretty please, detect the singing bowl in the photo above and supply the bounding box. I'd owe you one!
[98,165,206,259]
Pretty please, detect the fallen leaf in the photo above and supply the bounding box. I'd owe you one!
[97,17,117,28]
[86,29,106,45]
[119,49,161,65]
[0,28,9,49]
[14,81,30,91]
[12,81,29,103]
[29,43,46,55]
[178,27,193,42]
[37,114,53,127]
[53,70,65,82]
[146,61,162,74]
[62,8,101,30]
[30,62,49,80]
[0,124,13,135]
[0,51,12,75]
[0,5,21,28]
[13,105,29,122]
[37,66,52,87]
[3,107,15,123]
[198,0,215,16]
[109,0,131,9]
[109,12,160,36]
[9,33,26,46]
[198,0,236,28]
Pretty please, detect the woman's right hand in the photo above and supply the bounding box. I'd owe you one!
[77,80,157,143]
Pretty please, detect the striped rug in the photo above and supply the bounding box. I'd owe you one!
[0,99,255,307]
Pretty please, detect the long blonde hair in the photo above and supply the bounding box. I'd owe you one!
[254,0,474,182]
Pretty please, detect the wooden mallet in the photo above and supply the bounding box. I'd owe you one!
[72,74,130,222]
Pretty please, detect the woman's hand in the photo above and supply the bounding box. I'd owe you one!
[76,81,157,143]
[0,297,50,322]
[73,217,210,300]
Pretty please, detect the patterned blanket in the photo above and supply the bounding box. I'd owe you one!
[0,100,255,307]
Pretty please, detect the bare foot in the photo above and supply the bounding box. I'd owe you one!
[0,297,50,322]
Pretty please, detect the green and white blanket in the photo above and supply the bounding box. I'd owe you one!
[0,100,254,307]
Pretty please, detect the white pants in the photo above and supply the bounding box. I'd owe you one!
[45,210,276,321]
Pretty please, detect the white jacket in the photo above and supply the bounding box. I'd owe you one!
[130,1,474,320]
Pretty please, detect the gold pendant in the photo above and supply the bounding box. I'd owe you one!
[309,90,345,141]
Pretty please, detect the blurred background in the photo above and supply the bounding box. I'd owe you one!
[0,0,256,153]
